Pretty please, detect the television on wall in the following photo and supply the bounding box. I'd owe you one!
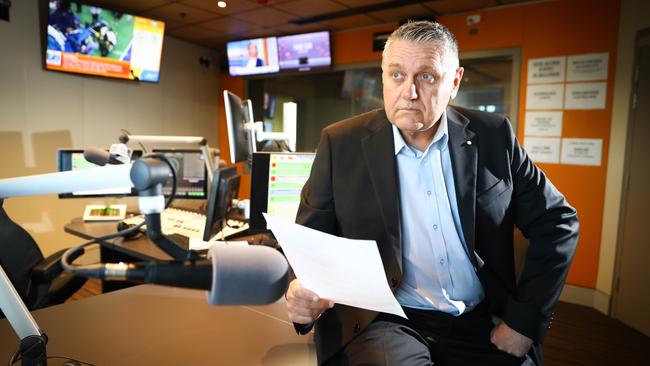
[44,0,165,82]
[226,36,280,76]
[277,31,331,72]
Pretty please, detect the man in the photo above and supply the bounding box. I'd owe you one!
[286,21,579,366]
[247,42,264,68]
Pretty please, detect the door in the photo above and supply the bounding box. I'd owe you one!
[612,28,650,337]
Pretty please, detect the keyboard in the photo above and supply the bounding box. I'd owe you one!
[123,208,248,241]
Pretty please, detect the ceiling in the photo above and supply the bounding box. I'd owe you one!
[84,0,537,49]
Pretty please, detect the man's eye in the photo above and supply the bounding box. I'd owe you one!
[391,71,402,79]
[421,73,433,81]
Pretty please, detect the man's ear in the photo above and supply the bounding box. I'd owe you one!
[450,67,464,100]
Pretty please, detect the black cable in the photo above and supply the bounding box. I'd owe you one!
[47,355,95,366]
[61,153,179,273]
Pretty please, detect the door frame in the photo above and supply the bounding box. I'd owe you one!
[610,27,650,316]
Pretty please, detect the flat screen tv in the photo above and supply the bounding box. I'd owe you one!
[45,0,165,82]
[226,36,280,76]
[277,31,331,72]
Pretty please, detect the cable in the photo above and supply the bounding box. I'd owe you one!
[62,153,179,273]
[47,355,95,366]
[7,353,97,366]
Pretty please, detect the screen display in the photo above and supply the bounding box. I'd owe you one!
[152,150,208,199]
[57,149,141,198]
[266,153,315,221]
[45,0,165,82]
[227,37,279,76]
[277,31,331,72]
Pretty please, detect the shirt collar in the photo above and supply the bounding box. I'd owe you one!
[392,111,449,156]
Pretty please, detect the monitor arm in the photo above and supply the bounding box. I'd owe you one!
[118,133,218,186]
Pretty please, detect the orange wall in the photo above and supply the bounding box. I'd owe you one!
[440,0,620,289]
[218,0,620,289]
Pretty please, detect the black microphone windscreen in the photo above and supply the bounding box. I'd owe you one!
[83,147,110,166]
[207,244,289,306]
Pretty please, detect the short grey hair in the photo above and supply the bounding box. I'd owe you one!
[382,20,459,67]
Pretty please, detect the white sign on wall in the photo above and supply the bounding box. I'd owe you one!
[567,53,609,81]
[564,82,607,110]
[561,138,603,166]
[527,56,566,84]
[524,111,563,137]
[526,84,565,110]
[524,137,561,164]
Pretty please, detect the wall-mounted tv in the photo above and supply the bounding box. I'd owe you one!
[277,31,331,72]
[227,36,280,76]
[45,0,165,82]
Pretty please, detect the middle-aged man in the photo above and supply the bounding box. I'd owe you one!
[285,21,579,366]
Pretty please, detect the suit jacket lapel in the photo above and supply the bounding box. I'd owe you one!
[361,111,402,270]
[447,107,478,266]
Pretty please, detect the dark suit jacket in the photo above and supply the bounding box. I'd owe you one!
[296,106,579,364]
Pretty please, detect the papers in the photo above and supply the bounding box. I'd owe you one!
[264,213,407,319]
[561,138,603,166]
[524,111,563,137]
[524,137,561,164]
[527,56,566,84]
[564,82,607,110]
[567,53,608,82]
[526,84,564,110]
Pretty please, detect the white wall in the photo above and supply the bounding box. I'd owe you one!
[0,0,221,255]
[597,0,650,309]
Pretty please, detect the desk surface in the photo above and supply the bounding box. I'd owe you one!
[65,218,174,261]
[0,285,316,365]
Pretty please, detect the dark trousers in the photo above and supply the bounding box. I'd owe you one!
[325,302,535,366]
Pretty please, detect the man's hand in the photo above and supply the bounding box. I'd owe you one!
[490,320,533,358]
[286,279,334,324]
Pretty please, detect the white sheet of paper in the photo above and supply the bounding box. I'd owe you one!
[526,83,565,110]
[524,137,561,164]
[524,111,563,137]
[527,56,566,84]
[561,138,603,166]
[564,82,607,110]
[567,53,608,82]
[263,213,407,319]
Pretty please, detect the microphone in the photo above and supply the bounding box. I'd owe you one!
[76,244,290,306]
[108,143,132,164]
[83,145,130,166]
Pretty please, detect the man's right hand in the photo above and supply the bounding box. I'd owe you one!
[286,279,334,324]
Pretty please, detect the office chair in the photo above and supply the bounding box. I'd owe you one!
[0,200,87,318]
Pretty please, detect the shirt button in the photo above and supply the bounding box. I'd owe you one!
[427,190,431,196]
[439,258,445,265]
[433,224,438,230]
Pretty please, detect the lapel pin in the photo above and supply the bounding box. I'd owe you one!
[466,140,472,146]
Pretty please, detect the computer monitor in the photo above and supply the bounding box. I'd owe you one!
[249,152,316,233]
[223,90,256,165]
[152,149,208,200]
[57,148,142,198]
[203,166,240,241]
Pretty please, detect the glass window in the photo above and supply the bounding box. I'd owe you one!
[246,48,520,151]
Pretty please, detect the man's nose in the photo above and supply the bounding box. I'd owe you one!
[401,82,418,100]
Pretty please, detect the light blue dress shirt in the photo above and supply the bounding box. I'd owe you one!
[393,112,484,315]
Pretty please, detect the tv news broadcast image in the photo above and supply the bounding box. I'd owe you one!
[45,0,165,82]
[227,37,280,76]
